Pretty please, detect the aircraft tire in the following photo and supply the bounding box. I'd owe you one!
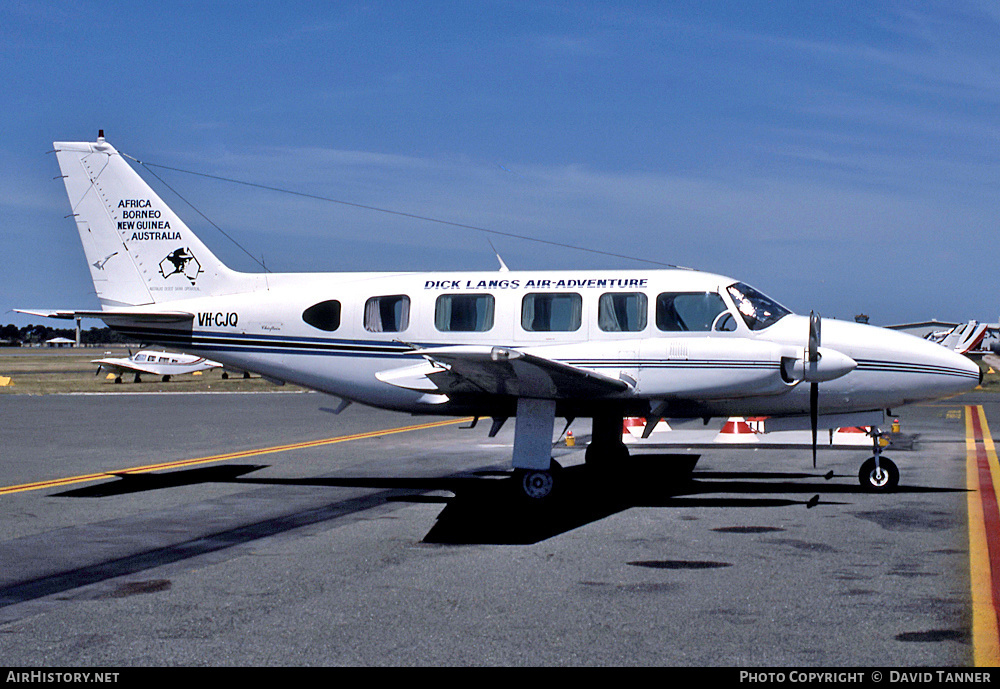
[518,470,554,500]
[858,456,899,492]
[514,459,561,501]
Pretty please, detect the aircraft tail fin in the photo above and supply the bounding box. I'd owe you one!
[941,321,988,355]
[53,134,247,307]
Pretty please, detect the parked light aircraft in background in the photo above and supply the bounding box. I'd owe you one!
[20,134,983,499]
[93,349,222,383]
[927,321,990,357]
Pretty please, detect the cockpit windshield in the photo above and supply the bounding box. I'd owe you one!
[726,282,791,331]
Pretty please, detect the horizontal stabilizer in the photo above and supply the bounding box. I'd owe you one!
[15,308,193,323]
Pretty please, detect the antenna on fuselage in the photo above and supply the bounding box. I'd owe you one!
[487,239,510,272]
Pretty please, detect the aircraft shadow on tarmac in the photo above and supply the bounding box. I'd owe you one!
[52,454,966,546]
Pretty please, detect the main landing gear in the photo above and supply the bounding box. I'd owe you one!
[517,465,559,500]
[510,404,629,501]
[858,428,899,492]
[585,414,630,467]
[510,398,563,501]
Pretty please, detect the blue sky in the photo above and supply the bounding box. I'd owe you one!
[2,1,997,326]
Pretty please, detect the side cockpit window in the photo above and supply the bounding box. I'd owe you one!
[302,300,342,332]
[365,295,410,332]
[726,282,790,331]
[656,292,730,331]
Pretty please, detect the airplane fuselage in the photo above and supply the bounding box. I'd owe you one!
[101,267,980,419]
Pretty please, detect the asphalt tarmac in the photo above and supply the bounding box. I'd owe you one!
[0,389,993,667]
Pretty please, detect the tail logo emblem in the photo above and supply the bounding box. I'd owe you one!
[92,252,118,271]
[158,248,203,284]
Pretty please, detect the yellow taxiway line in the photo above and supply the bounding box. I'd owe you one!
[967,404,1000,666]
[0,417,472,497]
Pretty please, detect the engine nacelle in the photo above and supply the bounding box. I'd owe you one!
[781,347,857,383]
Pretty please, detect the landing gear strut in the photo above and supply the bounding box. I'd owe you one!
[511,398,559,500]
[858,428,899,492]
[585,413,630,467]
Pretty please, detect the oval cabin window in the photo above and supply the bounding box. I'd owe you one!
[302,300,342,332]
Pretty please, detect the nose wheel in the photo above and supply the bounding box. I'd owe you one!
[858,428,899,492]
[859,456,899,491]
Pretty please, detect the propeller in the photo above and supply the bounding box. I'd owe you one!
[808,311,820,468]
[778,312,855,468]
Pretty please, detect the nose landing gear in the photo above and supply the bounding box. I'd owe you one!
[858,428,899,492]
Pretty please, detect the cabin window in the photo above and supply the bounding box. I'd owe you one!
[302,300,342,332]
[364,295,410,332]
[521,293,582,332]
[598,292,647,332]
[656,292,730,332]
[435,294,495,332]
[726,282,790,331]
[135,354,146,362]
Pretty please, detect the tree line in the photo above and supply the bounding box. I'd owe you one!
[0,324,132,346]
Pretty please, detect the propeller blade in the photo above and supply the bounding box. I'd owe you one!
[810,381,819,468]
[808,311,821,467]
[808,311,821,362]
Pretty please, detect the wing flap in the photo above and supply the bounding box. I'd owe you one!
[377,345,631,399]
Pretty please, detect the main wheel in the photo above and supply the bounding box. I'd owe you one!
[859,456,899,492]
[515,460,561,501]
[519,470,555,500]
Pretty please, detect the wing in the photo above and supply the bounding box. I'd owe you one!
[91,358,159,375]
[376,345,632,399]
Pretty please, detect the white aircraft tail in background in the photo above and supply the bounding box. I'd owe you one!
[932,321,989,356]
[20,133,984,499]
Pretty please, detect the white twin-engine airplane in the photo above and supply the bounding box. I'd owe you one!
[23,134,982,499]
[92,349,222,383]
